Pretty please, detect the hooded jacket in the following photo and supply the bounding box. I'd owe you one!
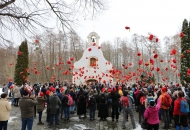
[144,98,160,125]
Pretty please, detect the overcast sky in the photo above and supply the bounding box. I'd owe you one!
[74,0,190,43]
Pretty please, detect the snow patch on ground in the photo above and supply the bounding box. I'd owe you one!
[9,116,17,123]
[133,124,142,130]
[60,124,90,130]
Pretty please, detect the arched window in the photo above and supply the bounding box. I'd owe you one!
[90,57,97,66]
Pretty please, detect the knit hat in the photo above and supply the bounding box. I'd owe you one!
[161,87,167,92]
[149,100,156,107]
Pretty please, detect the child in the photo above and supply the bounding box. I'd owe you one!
[36,92,46,125]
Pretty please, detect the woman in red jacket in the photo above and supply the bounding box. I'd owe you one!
[173,91,188,130]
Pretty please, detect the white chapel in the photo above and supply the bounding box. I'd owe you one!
[72,32,113,85]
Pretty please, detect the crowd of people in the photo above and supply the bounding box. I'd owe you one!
[0,80,190,130]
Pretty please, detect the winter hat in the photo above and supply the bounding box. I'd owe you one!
[50,86,56,92]
[38,92,44,97]
[149,100,156,107]
[107,88,112,93]
[113,87,117,92]
[161,87,167,92]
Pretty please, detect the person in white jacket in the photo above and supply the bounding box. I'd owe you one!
[0,93,12,130]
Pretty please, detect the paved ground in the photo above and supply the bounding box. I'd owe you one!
[7,103,180,130]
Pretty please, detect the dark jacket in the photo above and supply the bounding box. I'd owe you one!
[36,97,46,112]
[49,94,62,114]
[41,87,47,95]
[70,91,76,102]
[109,92,120,107]
[19,97,38,118]
[62,95,69,106]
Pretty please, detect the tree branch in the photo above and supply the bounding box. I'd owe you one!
[0,0,15,9]
[0,13,29,19]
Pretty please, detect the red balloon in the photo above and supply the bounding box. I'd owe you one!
[35,39,39,43]
[179,32,184,37]
[155,38,159,42]
[137,52,141,56]
[125,26,130,30]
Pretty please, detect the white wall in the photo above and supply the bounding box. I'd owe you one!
[73,46,113,85]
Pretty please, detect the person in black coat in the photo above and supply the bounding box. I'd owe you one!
[77,87,87,119]
[98,89,108,121]
[109,88,120,122]
[136,91,145,123]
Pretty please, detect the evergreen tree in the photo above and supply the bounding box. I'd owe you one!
[180,19,190,84]
[14,40,29,86]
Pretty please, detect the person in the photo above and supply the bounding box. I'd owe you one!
[109,87,120,122]
[88,88,97,121]
[0,93,12,130]
[77,87,87,119]
[98,88,108,121]
[160,86,172,129]
[36,92,46,125]
[144,100,160,130]
[3,84,9,95]
[19,89,37,130]
[48,88,62,127]
[121,91,136,129]
[12,85,21,106]
[145,91,157,108]
[137,91,146,123]
[173,91,188,130]
[62,91,70,122]
[69,88,76,114]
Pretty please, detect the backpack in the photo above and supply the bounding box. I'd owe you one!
[179,99,189,114]
[66,94,73,106]
[162,94,172,107]
[129,91,133,97]
[122,96,130,107]
[140,96,146,106]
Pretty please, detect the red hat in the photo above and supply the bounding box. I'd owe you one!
[39,92,44,97]
[162,87,167,92]
[51,87,56,92]
[46,90,50,95]
[107,88,112,93]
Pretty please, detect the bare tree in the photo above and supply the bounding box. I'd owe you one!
[0,0,107,45]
